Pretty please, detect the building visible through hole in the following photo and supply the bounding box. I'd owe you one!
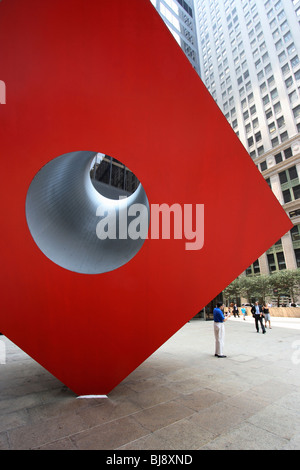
[90,153,140,200]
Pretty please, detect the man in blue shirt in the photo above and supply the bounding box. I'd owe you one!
[213,302,230,358]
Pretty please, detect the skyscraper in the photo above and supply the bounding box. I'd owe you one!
[151,0,200,74]
[192,0,300,277]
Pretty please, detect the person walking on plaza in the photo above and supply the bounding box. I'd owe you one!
[213,302,230,358]
[262,303,272,329]
[241,304,247,320]
[232,303,239,318]
[251,301,266,334]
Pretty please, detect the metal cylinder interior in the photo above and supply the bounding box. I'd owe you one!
[25,151,149,274]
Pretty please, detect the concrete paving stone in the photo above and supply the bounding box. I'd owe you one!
[119,385,180,410]
[200,422,290,450]
[164,376,211,395]
[130,401,194,432]
[0,409,29,433]
[174,388,226,412]
[117,433,176,450]
[150,415,217,450]
[273,391,300,413]
[122,374,173,393]
[247,403,300,440]
[36,437,78,450]
[187,401,253,436]
[26,395,98,424]
[161,366,204,383]
[70,415,150,450]
[7,411,89,450]
[75,397,143,427]
[284,370,300,387]
[249,378,297,402]
[0,393,44,415]
[203,376,249,396]
[223,390,269,414]
[232,368,273,387]
[0,432,9,450]
[281,433,300,450]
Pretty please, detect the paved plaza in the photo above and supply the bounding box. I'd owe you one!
[0,315,299,450]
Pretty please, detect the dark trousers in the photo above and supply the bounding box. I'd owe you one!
[254,314,265,333]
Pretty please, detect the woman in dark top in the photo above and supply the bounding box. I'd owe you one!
[262,303,271,329]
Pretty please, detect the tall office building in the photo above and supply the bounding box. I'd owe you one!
[193,0,300,277]
[150,0,201,74]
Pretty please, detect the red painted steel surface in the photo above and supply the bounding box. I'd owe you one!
[0,0,292,394]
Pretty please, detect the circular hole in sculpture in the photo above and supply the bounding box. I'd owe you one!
[25,151,149,275]
[90,153,140,200]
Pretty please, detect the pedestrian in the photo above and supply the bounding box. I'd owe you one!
[251,301,266,334]
[232,303,239,318]
[241,304,247,320]
[213,302,230,358]
[262,302,271,329]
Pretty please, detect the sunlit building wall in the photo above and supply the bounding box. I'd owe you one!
[194,0,300,275]
[150,0,200,74]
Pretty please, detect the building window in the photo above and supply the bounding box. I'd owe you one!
[257,146,264,156]
[276,252,286,270]
[267,253,276,272]
[260,160,267,171]
[275,152,283,164]
[255,131,262,142]
[266,108,273,119]
[290,209,300,218]
[290,225,300,242]
[269,122,276,133]
[263,95,270,105]
[278,51,287,63]
[293,185,300,200]
[294,249,300,268]
[285,76,294,88]
[274,102,282,114]
[275,39,283,51]
[291,56,299,68]
[253,259,260,274]
[289,166,298,180]
[287,43,296,56]
[282,189,292,203]
[279,170,288,184]
[281,63,290,75]
[270,88,278,100]
[293,104,300,118]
